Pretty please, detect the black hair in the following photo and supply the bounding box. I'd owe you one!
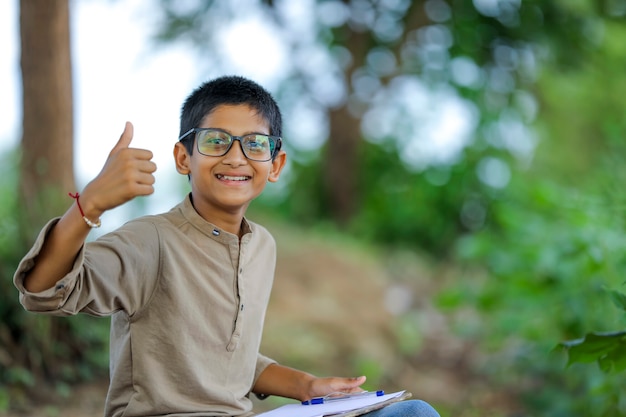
[179,75,283,156]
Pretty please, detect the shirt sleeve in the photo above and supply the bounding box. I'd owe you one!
[13,217,162,317]
[254,353,277,384]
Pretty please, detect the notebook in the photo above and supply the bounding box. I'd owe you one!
[256,390,412,417]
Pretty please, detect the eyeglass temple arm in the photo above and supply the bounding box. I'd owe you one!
[274,138,282,154]
[178,128,195,142]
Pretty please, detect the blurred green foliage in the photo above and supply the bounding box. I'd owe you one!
[441,166,626,416]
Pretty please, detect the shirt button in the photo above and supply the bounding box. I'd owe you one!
[212,229,220,236]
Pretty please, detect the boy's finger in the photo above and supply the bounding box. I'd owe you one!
[341,376,366,390]
[109,121,134,155]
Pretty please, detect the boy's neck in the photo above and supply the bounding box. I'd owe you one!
[189,195,247,238]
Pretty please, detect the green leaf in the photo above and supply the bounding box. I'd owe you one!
[598,341,626,372]
[560,331,626,370]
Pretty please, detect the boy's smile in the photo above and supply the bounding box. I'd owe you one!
[216,174,251,182]
[174,104,286,233]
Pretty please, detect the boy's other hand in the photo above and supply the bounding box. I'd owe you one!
[81,122,157,218]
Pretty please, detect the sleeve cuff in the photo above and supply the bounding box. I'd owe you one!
[252,354,278,400]
[13,217,83,313]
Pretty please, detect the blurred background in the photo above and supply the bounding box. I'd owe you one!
[2,0,626,416]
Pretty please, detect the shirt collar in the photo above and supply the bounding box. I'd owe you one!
[179,194,252,240]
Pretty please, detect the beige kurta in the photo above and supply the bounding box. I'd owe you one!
[14,195,277,417]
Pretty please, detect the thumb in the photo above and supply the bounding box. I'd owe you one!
[110,121,134,155]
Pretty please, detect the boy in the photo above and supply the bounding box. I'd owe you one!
[14,76,439,417]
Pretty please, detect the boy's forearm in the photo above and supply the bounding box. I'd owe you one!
[23,202,96,293]
[252,363,315,401]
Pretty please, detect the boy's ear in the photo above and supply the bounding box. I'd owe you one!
[268,150,287,183]
[173,142,191,175]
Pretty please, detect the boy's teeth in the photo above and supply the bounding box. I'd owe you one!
[219,174,248,181]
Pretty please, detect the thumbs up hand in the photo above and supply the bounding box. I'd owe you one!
[79,122,157,219]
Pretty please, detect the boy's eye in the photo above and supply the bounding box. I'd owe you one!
[207,137,227,145]
[202,133,230,146]
[245,135,270,152]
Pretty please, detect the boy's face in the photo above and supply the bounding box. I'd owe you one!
[173,104,286,219]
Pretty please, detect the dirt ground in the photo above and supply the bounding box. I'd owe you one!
[2,222,524,417]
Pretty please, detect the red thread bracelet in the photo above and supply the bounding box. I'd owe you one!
[69,192,101,228]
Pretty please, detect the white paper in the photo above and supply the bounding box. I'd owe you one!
[255,391,406,417]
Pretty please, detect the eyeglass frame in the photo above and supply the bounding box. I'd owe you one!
[178,127,283,162]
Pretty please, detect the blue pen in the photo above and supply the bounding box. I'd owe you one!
[301,390,384,405]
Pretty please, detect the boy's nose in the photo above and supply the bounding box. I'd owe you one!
[222,140,248,165]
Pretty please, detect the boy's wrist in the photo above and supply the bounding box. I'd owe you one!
[70,192,103,228]
[301,374,318,400]
[80,197,104,221]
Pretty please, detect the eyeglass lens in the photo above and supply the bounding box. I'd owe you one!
[196,130,275,161]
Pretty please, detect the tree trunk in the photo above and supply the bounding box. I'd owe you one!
[325,105,362,226]
[19,0,75,240]
[323,1,428,226]
[323,28,369,226]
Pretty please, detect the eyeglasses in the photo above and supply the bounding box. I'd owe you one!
[179,128,282,162]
